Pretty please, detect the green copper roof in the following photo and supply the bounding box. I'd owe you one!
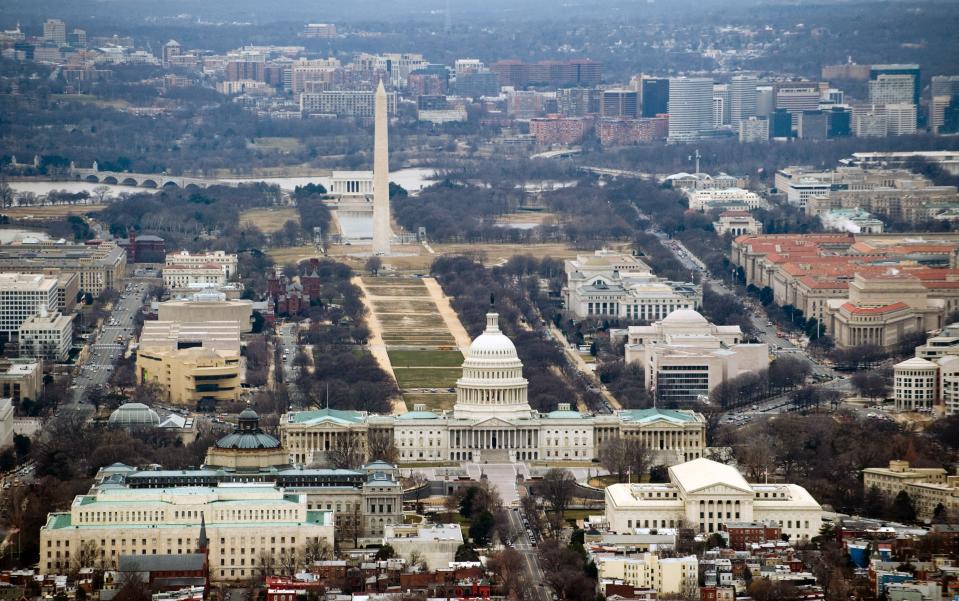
[288,408,366,425]
[397,411,440,420]
[618,408,696,424]
[546,410,584,419]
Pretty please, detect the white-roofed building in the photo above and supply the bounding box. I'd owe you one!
[605,458,822,542]
[625,309,769,404]
[382,524,463,570]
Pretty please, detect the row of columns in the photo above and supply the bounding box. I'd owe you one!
[635,429,693,451]
[450,428,537,450]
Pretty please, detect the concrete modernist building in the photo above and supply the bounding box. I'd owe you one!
[299,89,397,118]
[158,294,253,333]
[605,458,823,541]
[667,77,714,142]
[18,311,74,361]
[625,309,768,404]
[729,75,758,127]
[372,80,392,256]
[382,524,463,571]
[0,273,59,337]
[39,485,335,581]
[280,312,707,465]
[137,321,242,408]
[893,357,939,411]
[738,116,769,143]
[563,250,701,321]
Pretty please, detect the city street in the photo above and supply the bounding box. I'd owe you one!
[506,507,551,601]
[68,279,150,413]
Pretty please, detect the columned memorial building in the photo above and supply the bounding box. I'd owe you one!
[280,311,707,465]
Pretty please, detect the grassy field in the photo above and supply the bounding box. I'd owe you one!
[3,204,106,219]
[392,367,462,389]
[240,207,300,233]
[267,245,321,264]
[403,392,457,412]
[388,350,464,368]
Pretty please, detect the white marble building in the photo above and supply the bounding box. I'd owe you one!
[564,250,701,321]
[281,311,708,465]
[605,458,822,542]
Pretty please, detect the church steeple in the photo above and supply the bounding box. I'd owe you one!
[198,513,208,554]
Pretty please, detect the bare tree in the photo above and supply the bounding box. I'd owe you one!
[0,180,13,209]
[325,432,366,469]
[597,437,652,482]
[486,548,527,601]
[538,469,577,527]
[407,550,428,572]
[92,185,111,204]
[71,540,103,575]
[368,430,399,464]
[302,537,333,566]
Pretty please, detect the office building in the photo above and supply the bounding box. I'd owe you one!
[712,96,725,128]
[869,74,915,106]
[42,19,66,46]
[0,273,58,337]
[557,87,601,117]
[827,106,852,138]
[870,64,920,106]
[667,77,714,142]
[452,71,498,98]
[852,106,890,137]
[930,75,959,132]
[39,485,335,582]
[506,90,546,119]
[489,59,602,88]
[729,75,758,126]
[863,461,958,520]
[796,110,828,140]
[382,524,463,571]
[605,458,822,541]
[713,84,730,126]
[738,116,769,143]
[281,312,707,466]
[164,264,227,289]
[640,78,669,118]
[165,251,238,278]
[770,109,794,138]
[601,89,639,118]
[0,359,42,404]
[0,241,126,296]
[18,311,73,362]
[625,310,768,404]
[886,103,918,135]
[756,85,774,117]
[563,250,701,321]
[158,294,253,333]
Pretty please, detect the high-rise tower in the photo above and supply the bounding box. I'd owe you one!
[372,80,391,256]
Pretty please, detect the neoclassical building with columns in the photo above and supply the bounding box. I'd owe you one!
[280,311,706,465]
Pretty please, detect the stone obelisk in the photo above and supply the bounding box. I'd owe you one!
[371,79,391,256]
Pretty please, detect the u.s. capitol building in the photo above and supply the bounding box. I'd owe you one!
[280,311,706,465]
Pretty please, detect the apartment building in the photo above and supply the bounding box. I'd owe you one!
[299,90,397,117]
[594,553,698,597]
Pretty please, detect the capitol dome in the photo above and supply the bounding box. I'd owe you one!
[661,308,709,326]
[453,312,532,420]
[109,403,161,427]
[466,313,521,361]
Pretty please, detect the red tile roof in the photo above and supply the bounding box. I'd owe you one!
[840,301,910,315]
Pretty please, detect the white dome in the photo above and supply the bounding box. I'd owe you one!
[109,403,160,427]
[465,313,520,362]
[661,308,708,326]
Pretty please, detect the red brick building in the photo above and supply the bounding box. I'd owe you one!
[597,117,669,146]
[529,116,591,146]
[722,521,782,550]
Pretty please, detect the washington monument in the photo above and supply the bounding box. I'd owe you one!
[372,79,391,256]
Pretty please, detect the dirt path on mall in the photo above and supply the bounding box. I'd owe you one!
[353,276,406,414]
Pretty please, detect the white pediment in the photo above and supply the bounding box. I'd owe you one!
[686,483,753,497]
[471,417,517,429]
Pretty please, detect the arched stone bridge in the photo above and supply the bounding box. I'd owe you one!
[69,165,228,189]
